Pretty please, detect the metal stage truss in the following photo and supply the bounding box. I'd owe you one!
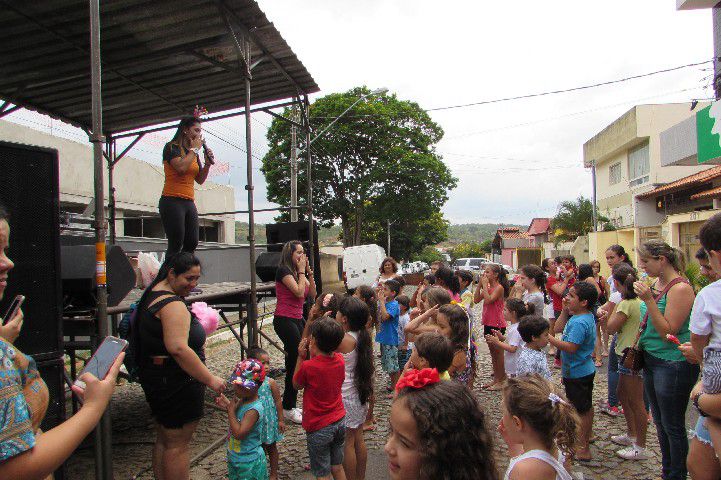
[0,1,319,478]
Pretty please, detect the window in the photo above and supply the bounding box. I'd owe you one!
[609,162,621,185]
[628,143,649,186]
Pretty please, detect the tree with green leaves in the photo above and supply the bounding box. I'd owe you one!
[261,87,456,254]
[450,241,490,261]
[551,196,609,243]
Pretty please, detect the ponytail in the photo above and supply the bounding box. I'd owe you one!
[506,297,531,318]
[339,296,374,404]
[612,263,638,300]
[552,393,581,458]
[488,264,510,297]
[503,375,580,459]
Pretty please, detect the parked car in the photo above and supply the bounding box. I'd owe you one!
[342,244,386,291]
[454,257,489,272]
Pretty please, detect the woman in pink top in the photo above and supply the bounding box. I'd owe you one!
[474,263,509,390]
[273,241,316,425]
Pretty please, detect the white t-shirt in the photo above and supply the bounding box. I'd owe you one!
[609,291,622,305]
[690,279,721,350]
[607,275,617,296]
[504,323,524,375]
[523,291,545,317]
[398,312,411,347]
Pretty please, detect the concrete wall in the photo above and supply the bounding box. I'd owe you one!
[588,229,637,278]
[0,120,236,244]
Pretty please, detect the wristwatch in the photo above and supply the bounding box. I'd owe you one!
[693,391,709,417]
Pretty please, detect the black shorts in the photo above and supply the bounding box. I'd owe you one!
[139,365,206,429]
[484,325,506,337]
[562,373,595,414]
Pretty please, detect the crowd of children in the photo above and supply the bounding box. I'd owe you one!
[216,212,721,480]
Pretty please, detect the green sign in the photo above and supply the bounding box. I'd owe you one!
[697,103,721,164]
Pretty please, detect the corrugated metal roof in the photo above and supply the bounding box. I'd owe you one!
[690,185,721,200]
[636,165,721,199]
[0,0,319,134]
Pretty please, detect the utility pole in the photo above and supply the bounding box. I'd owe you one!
[591,160,598,232]
[290,105,299,222]
[387,219,393,256]
[714,6,721,100]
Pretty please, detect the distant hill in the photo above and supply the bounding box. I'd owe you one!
[235,222,342,246]
[441,223,525,246]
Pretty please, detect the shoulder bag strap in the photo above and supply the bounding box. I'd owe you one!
[631,276,688,348]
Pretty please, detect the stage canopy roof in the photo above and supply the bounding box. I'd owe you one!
[0,0,319,134]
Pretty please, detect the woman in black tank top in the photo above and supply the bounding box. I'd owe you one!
[135,253,226,480]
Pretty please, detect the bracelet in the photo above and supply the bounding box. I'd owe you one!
[693,391,709,417]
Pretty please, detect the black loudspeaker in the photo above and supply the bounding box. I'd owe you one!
[37,356,67,432]
[0,141,63,360]
[61,244,136,307]
[255,251,282,282]
[265,221,322,291]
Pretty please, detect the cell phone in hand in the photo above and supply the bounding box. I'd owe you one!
[2,294,25,325]
[74,336,128,390]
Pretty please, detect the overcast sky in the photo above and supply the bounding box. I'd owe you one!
[7,1,714,226]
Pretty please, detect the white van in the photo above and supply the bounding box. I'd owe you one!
[342,244,387,291]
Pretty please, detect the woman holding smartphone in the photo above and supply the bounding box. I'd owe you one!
[135,252,226,480]
[0,202,123,480]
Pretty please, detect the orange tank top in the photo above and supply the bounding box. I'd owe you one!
[161,142,200,200]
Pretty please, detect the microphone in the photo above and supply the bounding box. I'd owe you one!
[202,139,214,165]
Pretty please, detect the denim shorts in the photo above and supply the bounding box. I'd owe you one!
[617,362,643,378]
[692,416,713,446]
[306,418,346,477]
[397,348,411,370]
[380,344,399,373]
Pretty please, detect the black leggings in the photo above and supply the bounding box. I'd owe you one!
[273,315,303,410]
[159,195,199,258]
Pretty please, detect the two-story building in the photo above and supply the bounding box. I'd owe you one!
[583,103,716,275]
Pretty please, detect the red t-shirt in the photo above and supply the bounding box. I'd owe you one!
[293,352,346,432]
[547,276,563,312]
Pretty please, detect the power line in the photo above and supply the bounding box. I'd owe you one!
[425,60,712,111]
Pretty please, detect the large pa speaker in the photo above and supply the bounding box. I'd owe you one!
[255,251,282,282]
[0,141,63,360]
[37,356,67,432]
[265,221,322,292]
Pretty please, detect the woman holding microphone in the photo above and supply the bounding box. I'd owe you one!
[273,241,316,424]
[159,115,215,258]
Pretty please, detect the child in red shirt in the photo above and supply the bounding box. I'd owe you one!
[293,316,347,480]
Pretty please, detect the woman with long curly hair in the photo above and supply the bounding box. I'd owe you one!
[385,369,498,480]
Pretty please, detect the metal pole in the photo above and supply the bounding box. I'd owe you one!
[591,161,598,232]
[89,1,113,479]
[714,6,721,100]
[305,96,315,271]
[108,137,116,244]
[244,67,259,349]
[290,104,298,222]
[387,219,391,256]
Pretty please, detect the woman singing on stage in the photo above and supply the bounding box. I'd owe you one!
[159,114,215,258]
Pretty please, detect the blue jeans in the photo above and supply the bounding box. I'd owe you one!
[643,352,699,480]
[607,335,619,407]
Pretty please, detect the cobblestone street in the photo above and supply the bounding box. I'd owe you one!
[66,301,678,479]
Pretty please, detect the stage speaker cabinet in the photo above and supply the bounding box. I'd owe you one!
[265,221,322,291]
[0,141,63,360]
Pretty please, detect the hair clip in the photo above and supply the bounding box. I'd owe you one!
[548,392,567,406]
[193,104,208,119]
[395,368,440,392]
[322,293,333,308]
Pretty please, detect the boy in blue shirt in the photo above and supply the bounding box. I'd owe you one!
[376,279,401,391]
[548,280,598,461]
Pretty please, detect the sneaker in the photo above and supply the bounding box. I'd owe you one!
[599,402,620,417]
[283,408,302,424]
[611,434,634,446]
[617,445,650,460]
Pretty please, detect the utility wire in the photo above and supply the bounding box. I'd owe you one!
[426,60,712,111]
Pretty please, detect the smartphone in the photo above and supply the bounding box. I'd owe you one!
[2,294,25,325]
[74,336,128,390]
